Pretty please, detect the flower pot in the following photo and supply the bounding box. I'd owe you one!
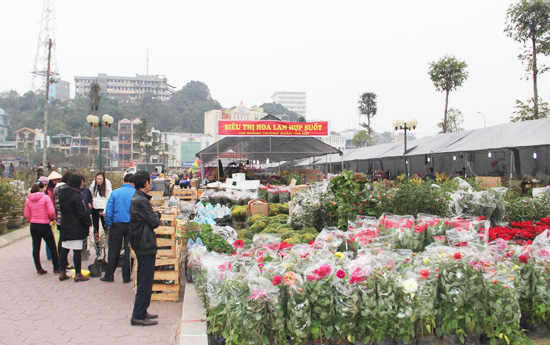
[464,333,481,345]
[0,220,8,234]
[12,207,24,216]
[417,336,434,345]
[443,335,462,345]
[3,216,22,230]
[526,324,550,339]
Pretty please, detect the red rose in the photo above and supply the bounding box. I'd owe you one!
[336,270,346,279]
[272,275,282,285]
[453,252,463,260]
[233,239,244,248]
[419,269,430,280]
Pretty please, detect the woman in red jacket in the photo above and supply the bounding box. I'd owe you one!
[24,181,59,275]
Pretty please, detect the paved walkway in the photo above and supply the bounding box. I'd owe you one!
[0,227,183,345]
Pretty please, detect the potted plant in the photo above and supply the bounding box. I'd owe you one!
[0,181,19,220]
[3,214,23,229]
[0,219,8,234]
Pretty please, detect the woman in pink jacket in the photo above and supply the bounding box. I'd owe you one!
[24,181,59,275]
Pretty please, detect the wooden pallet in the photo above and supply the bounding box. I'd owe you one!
[133,254,182,302]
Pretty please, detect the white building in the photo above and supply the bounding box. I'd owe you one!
[271,91,306,118]
[162,132,212,168]
[75,73,173,101]
[318,134,346,152]
[204,106,267,139]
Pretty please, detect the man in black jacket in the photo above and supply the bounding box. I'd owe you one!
[129,171,160,326]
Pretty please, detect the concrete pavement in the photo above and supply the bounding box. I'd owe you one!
[0,226,183,345]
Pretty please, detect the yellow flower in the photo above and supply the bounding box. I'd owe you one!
[423,257,431,265]
[335,252,344,259]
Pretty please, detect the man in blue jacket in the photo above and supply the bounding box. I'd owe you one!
[101,173,135,283]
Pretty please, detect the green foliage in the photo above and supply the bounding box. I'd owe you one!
[358,92,377,135]
[437,108,465,133]
[183,222,235,254]
[352,130,372,148]
[0,81,222,139]
[428,55,468,133]
[325,170,379,229]
[259,102,301,121]
[378,179,451,217]
[505,0,550,120]
[0,181,19,215]
[510,98,550,122]
[505,193,550,222]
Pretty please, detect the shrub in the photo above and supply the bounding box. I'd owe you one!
[505,193,550,223]
[0,181,19,216]
[378,179,451,217]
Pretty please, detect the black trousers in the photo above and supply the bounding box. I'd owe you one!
[92,208,108,252]
[132,254,155,320]
[59,246,82,274]
[30,223,59,271]
[104,222,131,281]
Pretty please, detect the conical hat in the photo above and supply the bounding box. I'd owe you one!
[47,171,63,180]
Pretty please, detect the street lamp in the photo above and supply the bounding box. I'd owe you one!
[86,114,114,172]
[393,119,418,178]
[476,111,486,128]
[140,141,152,171]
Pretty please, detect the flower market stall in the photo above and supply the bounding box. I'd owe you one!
[178,167,550,345]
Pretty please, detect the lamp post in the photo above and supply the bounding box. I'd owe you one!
[393,119,418,178]
[476,111,486,128]
[86,114,114,172]
[140,141,152,171]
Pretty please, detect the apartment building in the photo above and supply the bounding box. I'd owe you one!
[74,73,173,101]
[271,91,306,118]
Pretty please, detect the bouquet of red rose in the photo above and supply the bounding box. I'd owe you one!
[305,260,335,342]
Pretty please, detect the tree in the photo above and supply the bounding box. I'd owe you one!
[352,130,372,148]
[505,0,550,120]
[428,55,469,133]
[259,102,302,121]
[357,92,377,135]
[89,83,101,115]
[437,108,465,133]
[510,97,550,121]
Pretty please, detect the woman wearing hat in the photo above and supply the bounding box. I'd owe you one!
[46,171,63,204]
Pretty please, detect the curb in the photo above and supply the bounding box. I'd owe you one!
[178,282,207,345]
[0,225,30,249]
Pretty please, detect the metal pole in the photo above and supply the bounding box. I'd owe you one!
[42,39,53,168]
[404,124,408,178]
[98,124,102,172]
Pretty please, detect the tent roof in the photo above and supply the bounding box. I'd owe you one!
[341,118,550,162]
[196,115,342,164]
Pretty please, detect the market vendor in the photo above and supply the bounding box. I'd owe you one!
[180,171,190,189]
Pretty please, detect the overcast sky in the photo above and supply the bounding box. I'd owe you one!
[0,0,547,136]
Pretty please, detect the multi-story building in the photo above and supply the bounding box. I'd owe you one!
[0,108,9,142]
[204,106,267,138]
[70,135,90,155]
[271,91,306,118]
[318,134,346,152]
[48,80,70,101]
[118,118,143,168]
[74,73,173,101]
[163,132,212,168]
[50,134,72,156]
[15,128,45,152]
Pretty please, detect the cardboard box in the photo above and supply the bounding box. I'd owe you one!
[190,178,200,189]
[232,173,246,182]
[302,173,324,184]
[247,199,269,217]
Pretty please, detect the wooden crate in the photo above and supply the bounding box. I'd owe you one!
[172,188,196,202]
[132,223,182,302]
[148,191,165,206]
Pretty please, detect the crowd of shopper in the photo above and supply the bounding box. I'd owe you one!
[22,170,161,326]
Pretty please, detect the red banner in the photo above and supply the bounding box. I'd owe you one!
[217,120,330,137]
